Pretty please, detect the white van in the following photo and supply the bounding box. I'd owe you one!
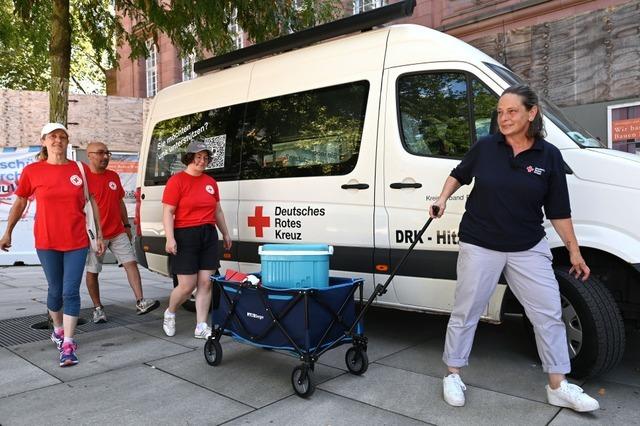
[134,7,639,378]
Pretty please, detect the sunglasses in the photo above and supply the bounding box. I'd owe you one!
[88,150,112,157]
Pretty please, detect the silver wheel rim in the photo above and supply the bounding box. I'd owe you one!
[561,295,583,359]
[294,369,308,393]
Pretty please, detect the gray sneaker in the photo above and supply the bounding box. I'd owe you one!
[136,298,160,315]
[92,306,107,324]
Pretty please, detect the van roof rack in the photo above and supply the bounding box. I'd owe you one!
[194,0,416,75]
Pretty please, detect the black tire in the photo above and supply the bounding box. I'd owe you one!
[204,338,222,366]
[291,365,315,398]
[524,267,625,378]
[172,275,196,312]
[345,347,369,375]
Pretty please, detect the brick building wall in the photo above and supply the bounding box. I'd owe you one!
[0,89,149,151]
[110,0,636,107]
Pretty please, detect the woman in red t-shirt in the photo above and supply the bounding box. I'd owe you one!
[0,123,105,368]
[161,140,232,339]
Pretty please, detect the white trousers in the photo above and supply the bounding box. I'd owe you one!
[442,239,571,374]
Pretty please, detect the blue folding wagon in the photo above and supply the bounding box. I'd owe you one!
[204,275,367,397]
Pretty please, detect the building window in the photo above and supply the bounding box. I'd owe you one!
[181,54,196,81]
[229,9,243,50]
[146,40,158,97]
[353,0,386,14]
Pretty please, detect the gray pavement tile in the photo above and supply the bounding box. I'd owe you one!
[598,329,640,388]
[151,339,345,408]
[0,365,252,425]
[319,363,559,426]
[0,348,60,398]
[9,325,193,381]
[548,379,640,425]
[317,307,448,371]
[0,287,49,320]
[126,307,231,349]
[224,389,429,425]
[377,315,552,403]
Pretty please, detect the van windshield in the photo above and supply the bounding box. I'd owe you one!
[485,63,606,148]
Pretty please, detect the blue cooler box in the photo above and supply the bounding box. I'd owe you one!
[258,244,333,289]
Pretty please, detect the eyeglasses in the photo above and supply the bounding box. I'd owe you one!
[88,150,112,157]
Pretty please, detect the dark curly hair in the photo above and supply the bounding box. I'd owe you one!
[501,84,546,140]
[181,150,212,166]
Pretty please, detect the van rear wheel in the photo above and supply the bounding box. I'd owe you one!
[524,267,625,378]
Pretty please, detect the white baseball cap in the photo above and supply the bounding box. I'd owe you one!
[41,122,68,138]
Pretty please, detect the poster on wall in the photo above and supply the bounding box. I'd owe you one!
[0,147,41,265]
[107,152,139,218]
[608,101,640,154]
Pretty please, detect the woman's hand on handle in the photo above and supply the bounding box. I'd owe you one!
[430,201,445,218]
[430,176,462,219]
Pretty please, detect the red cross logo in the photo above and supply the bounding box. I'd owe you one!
[248,206,270,238]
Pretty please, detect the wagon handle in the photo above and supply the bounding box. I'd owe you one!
[349,205,439,331]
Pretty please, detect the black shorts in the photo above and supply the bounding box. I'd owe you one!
[170,224,219,275]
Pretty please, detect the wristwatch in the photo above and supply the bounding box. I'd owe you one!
[124,224,132,229]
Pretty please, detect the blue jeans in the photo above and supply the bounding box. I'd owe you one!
[37,248,88,317]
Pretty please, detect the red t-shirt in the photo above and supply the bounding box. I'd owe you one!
[15,161,90,251]
[87,169,125,240]
[162,171,220,229]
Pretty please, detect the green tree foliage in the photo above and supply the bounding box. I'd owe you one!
[0,0,111,93]
[2,0,342,123]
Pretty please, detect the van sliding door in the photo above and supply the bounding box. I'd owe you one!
[236,81,383,298]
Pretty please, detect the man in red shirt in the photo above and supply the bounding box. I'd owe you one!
[85,142,159,322]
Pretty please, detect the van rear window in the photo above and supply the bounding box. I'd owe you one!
[144,80,369,186]
[240,81,369,179]
[145,105,244,185]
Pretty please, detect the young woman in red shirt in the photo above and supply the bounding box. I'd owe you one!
[161,140,232,339]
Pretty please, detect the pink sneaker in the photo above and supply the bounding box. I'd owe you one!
[59,341,78,367]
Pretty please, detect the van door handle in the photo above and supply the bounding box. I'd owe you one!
[341,183,369,190]
[390,182,422,189]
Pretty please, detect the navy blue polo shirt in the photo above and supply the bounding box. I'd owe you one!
[450,133,571,252]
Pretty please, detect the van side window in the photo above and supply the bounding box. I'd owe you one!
[473,78,498,139]
[144,105,244,185]
[397,72,497,158]
[240,81,369,180]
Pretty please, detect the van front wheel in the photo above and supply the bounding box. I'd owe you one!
[525,267,625,378]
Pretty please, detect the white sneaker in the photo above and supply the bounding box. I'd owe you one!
[443,373,466,407]
[546,380,600,412]
[194,325,212,339]
[163,311,176,337]
[92,306,107,324]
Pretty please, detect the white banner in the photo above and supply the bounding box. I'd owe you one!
[0,148,40,265]
[108,152,139,218]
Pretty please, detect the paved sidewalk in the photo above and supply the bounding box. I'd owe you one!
[0,265,638,425]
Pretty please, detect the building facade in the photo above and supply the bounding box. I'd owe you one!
[110,0,640,146]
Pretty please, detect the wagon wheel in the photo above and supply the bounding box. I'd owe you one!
[204,338,222,366]
[345,347,369,375]
[291,365,315,398]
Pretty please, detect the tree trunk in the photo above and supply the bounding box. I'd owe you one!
[49,0,71,124]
